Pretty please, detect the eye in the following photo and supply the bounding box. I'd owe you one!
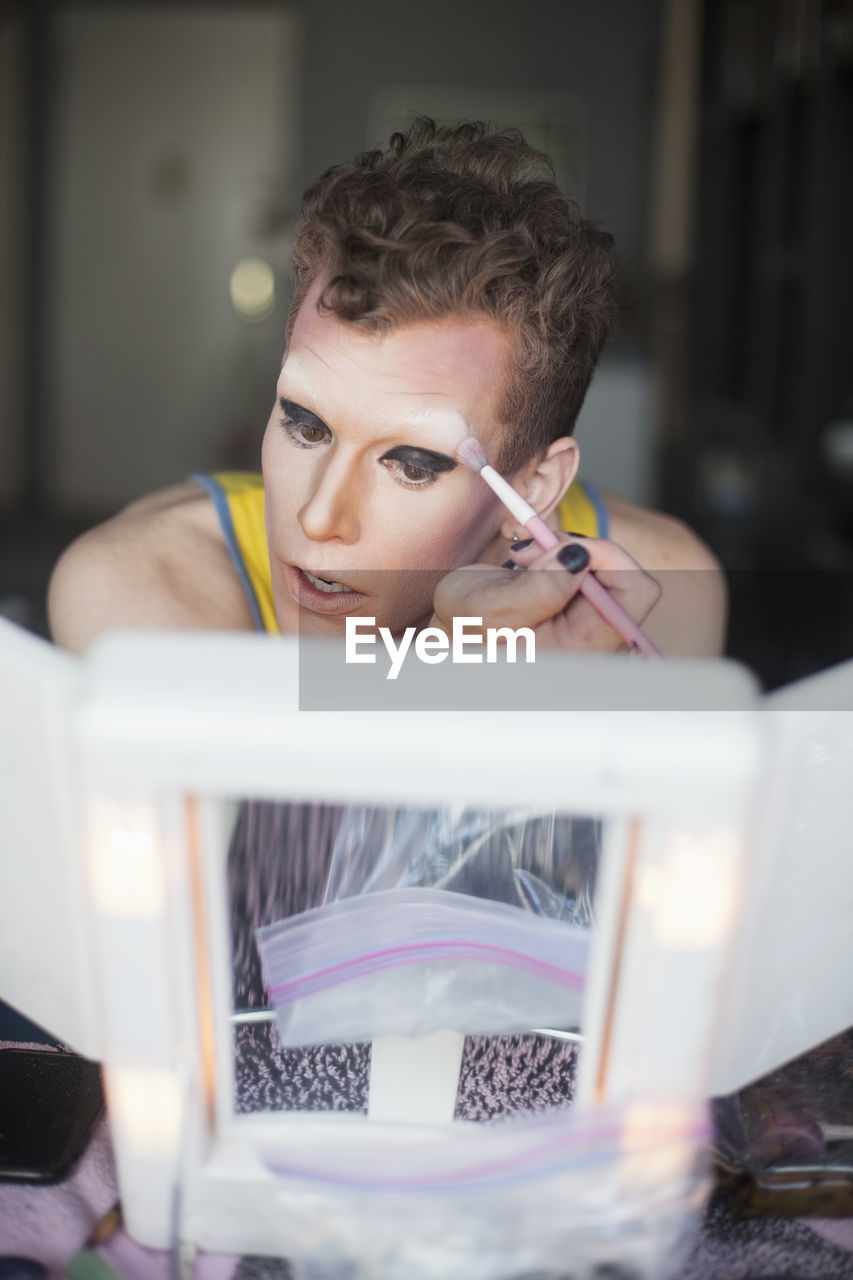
[381,457,438,490]
[280,413,330,448]
[297,423,328,444]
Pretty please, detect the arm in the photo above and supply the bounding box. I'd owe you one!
[48,483,254,656]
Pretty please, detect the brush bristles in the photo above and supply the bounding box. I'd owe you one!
[455,436,489,473]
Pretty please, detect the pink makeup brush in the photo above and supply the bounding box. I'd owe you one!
[456,437,662,658]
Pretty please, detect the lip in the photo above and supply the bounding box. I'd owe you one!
[282,563,369,616]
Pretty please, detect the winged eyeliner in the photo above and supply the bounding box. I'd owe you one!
[381,446,457,472]
[279,398,457,471]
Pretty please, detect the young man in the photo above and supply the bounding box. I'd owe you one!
[48,118,725,657]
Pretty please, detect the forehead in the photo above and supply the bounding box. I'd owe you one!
[282,279,513,436]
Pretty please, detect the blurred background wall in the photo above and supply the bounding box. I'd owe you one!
[1,0,851,682]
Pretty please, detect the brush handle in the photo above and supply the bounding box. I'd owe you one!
[473,464,662,656]
[522,515,662,658]
[576,572,662,658]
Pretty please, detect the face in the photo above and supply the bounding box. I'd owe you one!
[261,279,515,636]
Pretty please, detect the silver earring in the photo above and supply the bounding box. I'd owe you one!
[511,532,520,544]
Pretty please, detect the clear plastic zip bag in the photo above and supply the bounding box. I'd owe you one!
[259,1100,712,1280]
[322,804,600,924]
[258,887,589,1046]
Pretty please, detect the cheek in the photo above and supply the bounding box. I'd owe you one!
[435,487,501,556]
[390,492,498,569]
[262,424,304,523]
[261,419,284,477]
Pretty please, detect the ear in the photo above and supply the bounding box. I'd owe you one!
[498,437,580,542]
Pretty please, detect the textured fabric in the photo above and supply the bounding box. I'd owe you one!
[5,1047,853,1277]
[680,1196,853,1279]
[197,470,605,637]
[0,1044,117,1279]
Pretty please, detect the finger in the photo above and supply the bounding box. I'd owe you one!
[508,531,591,571]
[518,535,661,625]
[433,560,587,633]
[512,532,623,573]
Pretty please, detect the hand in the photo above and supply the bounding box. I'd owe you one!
[431,532,661,653]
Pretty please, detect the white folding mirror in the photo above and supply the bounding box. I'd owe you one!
[2,617,850,1274]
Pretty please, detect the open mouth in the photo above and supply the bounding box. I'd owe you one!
[283,564,369,617]
[301,569,353,595]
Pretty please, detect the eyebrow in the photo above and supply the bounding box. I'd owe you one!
[278,396,458,471]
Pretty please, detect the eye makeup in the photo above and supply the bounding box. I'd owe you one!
[277,396,459,482]
[379,446,457,474]
[279,396,326,427]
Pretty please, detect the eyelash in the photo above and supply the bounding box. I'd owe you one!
[280,413,329,449]
[382,459,438,490]
[279,413,439,490]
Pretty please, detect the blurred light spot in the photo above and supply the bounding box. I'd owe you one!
[89,800,164,918]
[108,1066,181,1155]
[821,419,853,477]
[230,258,275,321]
[698,448,757,521]
[636,828,740,950]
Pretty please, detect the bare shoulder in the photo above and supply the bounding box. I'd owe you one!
[602,491,728,657]
[48,480,255,655]
[604,492,721,570]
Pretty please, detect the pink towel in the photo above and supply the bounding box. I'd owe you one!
[0,1039,117,1276]
[0,1043,237,1279]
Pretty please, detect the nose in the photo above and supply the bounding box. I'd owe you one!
[297,449,361,545]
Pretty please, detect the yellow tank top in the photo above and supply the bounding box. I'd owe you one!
[190,471,608,634]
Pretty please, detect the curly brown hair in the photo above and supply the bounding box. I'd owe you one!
[287,117,618,473]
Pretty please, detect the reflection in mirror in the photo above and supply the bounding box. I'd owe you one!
[227,801,601,1119]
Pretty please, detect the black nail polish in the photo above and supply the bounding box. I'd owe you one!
[511,537,533,551]
[501,559,515,569]
[567,531,587,538]
[558,543,590,573]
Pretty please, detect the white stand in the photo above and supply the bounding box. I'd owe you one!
[368,1031,465,1126]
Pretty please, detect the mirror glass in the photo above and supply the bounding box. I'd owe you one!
[225,799,604,1119]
